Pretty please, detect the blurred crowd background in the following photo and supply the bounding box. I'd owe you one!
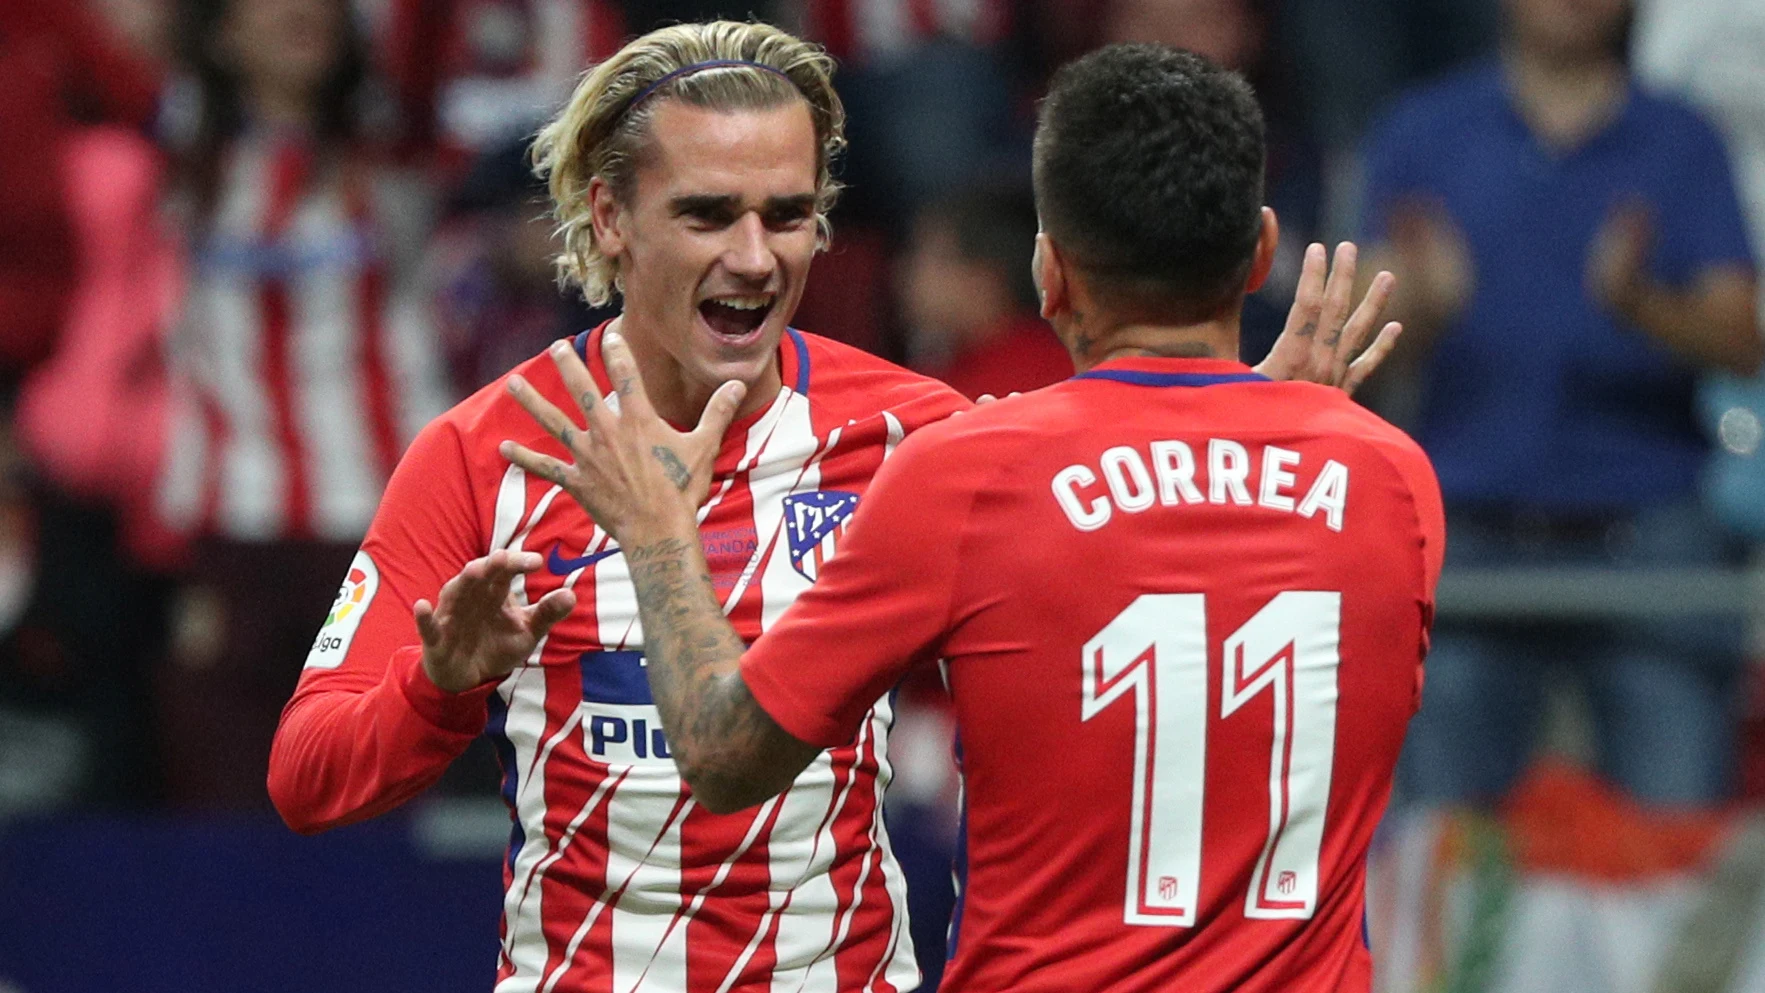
[1,0,1764,991]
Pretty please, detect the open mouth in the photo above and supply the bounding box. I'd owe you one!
[698,294,774,345]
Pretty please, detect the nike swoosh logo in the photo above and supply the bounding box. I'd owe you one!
[546,541,622,575]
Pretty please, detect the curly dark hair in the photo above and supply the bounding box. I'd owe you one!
[1033,44,1266,320]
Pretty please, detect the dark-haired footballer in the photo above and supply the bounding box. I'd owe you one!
[505,44,1440,993]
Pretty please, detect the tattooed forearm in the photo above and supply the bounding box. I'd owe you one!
[624,532,819,812]
[651,446,691,492]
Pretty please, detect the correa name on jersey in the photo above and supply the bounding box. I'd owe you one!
[1052,437,1351,533]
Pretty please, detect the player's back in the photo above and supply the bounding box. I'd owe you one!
[933,358,1443,993]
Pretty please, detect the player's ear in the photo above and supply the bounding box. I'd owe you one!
[1245,207,1279,294]
[1034,231,1070,321]
[589,176,627,258]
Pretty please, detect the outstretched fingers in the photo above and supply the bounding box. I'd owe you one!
[507,374,584,452]
[1336,269,1395,373]
[601,331,657,422]
[690,379,748,448]
[1342,322,1403,396]
[1280,242,1328,342]
[1316,242,1358,352]
[500,439,574,488]
[414,598,442,649]
[524,587,579,639]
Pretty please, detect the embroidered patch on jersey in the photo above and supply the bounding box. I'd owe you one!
[305,550,378,669]
[783,490,859,581]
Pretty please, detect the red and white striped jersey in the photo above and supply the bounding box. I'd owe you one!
[269,323,970,991]
[156,134,452,542]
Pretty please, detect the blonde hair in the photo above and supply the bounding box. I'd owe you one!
[531,21,846,307]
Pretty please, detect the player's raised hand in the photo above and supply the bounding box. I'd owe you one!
[415,549,577,694]
[500,332,746,541]
[1255,241,1403,396]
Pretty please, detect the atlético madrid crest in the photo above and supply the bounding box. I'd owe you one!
[783,490,859,581]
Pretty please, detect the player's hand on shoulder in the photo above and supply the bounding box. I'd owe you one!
[952,391,1019,414]
[415,549,576,694]
[1255,241,1404,396]
[499,332,745,543]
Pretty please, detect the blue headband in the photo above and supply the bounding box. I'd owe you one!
[624,60,797,116]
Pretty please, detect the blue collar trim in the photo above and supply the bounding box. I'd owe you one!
[1073,369,1270,387]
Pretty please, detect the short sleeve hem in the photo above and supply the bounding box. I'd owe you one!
[740,661,856,749]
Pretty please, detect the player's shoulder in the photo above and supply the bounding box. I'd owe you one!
[793,328,972,429]
[886,381,1068,466]
[1276,382,1438,489]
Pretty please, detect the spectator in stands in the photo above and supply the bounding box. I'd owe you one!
[153,0,451,809]
[1360,0,1760,809]
[1632,0,1765,541]
[900,184,1068,399]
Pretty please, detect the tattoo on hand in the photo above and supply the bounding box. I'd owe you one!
[652,446,691,491]
[1296,319,1318,339]
[1323,325,1343,348]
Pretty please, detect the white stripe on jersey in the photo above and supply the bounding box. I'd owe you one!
[385,280,452,444]
[604,790,692,992]
[291,192,379,541]
[211,141,284,539]
[494,466,579,991]
[863,695,919,993]
[497,663,562,991]
[491,465,529,551]
[155,385,206,532]
[882,412,904,460]
[210,278,284,539]
[622,795,782,992]
[773,718,878,993]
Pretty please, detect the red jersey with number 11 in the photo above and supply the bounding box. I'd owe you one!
[741,357,1445,993]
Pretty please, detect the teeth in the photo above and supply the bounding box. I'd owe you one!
[709,295,772,311]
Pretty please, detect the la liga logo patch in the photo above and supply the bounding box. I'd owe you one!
[328,566,370,626]
[306,551,379,669]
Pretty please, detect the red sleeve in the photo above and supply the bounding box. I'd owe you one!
[741,424,980,747]
[267,415,490,833]
[1380,435,1445,599]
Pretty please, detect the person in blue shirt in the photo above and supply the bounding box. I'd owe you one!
[1359,0,1759,808]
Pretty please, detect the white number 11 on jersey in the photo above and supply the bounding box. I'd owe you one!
[1081,592,1341,927]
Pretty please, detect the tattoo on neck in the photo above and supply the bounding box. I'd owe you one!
[1112,341,1219,360]
[652,446,691,491]
[1165,341,1218,358]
